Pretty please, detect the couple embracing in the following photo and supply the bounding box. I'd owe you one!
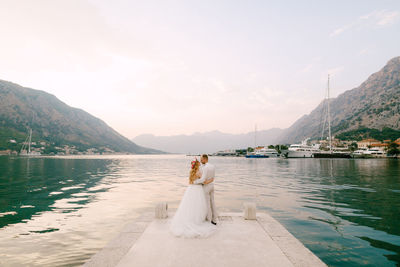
[169,154,218,238]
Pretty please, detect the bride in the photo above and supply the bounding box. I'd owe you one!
[169,159,217,238]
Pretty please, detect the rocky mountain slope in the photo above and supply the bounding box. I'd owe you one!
[278,56,400,143]
[0,80,162,154]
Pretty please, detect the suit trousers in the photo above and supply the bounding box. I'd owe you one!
[203,183,217,222]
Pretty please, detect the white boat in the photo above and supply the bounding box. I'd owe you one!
[364,148,386,157]
[352,148,386,158]
[352,150,365,158]
[246,125,271,158]
[19,150,41,156]
[19,129,41,156]
[255,147,279,157]
[286,140,321,158]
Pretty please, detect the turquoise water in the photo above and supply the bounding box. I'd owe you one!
[0,155,399,266]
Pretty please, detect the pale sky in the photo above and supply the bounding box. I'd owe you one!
[1,0,399,138]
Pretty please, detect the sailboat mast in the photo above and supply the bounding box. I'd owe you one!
[254,124,257,148]
[28,128,32,153]
[327,74,332,152]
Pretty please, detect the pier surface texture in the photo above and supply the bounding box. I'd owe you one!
[84,207,326,267]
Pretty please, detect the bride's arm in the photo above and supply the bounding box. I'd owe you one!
[193,168,207,184]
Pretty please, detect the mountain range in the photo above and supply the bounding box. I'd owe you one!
[0,80,161,154]
[133,56,400,153]
[2,56,398,155]
[132,129,284,154]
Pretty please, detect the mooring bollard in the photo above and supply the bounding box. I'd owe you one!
[243,202,257,220]
[155,202,168,219]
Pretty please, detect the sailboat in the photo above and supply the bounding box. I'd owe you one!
[313,75,351,159]
[19,128,41,156]
[246,124,269,158]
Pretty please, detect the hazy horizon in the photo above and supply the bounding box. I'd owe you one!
[1,0,399,139]
[132,127,282,139]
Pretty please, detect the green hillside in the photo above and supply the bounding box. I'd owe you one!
[335,127,400,142]
[0,79,163,154]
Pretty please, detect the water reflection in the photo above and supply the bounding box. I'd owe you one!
[0,155,399,266]
[296,159,400,266]
[0,157,114,228]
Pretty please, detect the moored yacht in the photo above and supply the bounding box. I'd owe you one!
[352,149,366,158]
[312,75,351,159]
[245,125,272,158]
[364,148,386,157]
[352,148,386,158]
[285,140,321,158]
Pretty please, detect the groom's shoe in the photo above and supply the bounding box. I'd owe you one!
[211,221,217,225]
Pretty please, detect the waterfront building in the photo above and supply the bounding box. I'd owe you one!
[370,143,389,152]
[357,139,381,149]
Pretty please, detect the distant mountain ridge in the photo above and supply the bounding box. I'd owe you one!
[277,56,400,143]
[133,56,400,152]
[0,79,162,154]
[132,129,284,154]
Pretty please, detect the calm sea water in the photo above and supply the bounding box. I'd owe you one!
[0,155,399,266]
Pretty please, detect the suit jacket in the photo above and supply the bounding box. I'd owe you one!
[194,163,215,185]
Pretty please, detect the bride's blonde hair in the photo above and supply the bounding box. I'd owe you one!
[189,159,200,184]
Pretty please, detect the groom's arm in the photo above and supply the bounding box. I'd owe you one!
[203,177,214,184]
[194,167,207,184]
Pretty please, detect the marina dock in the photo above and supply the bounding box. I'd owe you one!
[83,204,326,267]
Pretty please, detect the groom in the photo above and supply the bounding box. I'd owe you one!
[194,154,217,225]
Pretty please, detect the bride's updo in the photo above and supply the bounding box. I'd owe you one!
[189,159,200,184]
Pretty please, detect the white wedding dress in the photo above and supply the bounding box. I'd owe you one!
[169,179,217,238]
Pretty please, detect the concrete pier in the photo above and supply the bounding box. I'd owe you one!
[84,209,326,267]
